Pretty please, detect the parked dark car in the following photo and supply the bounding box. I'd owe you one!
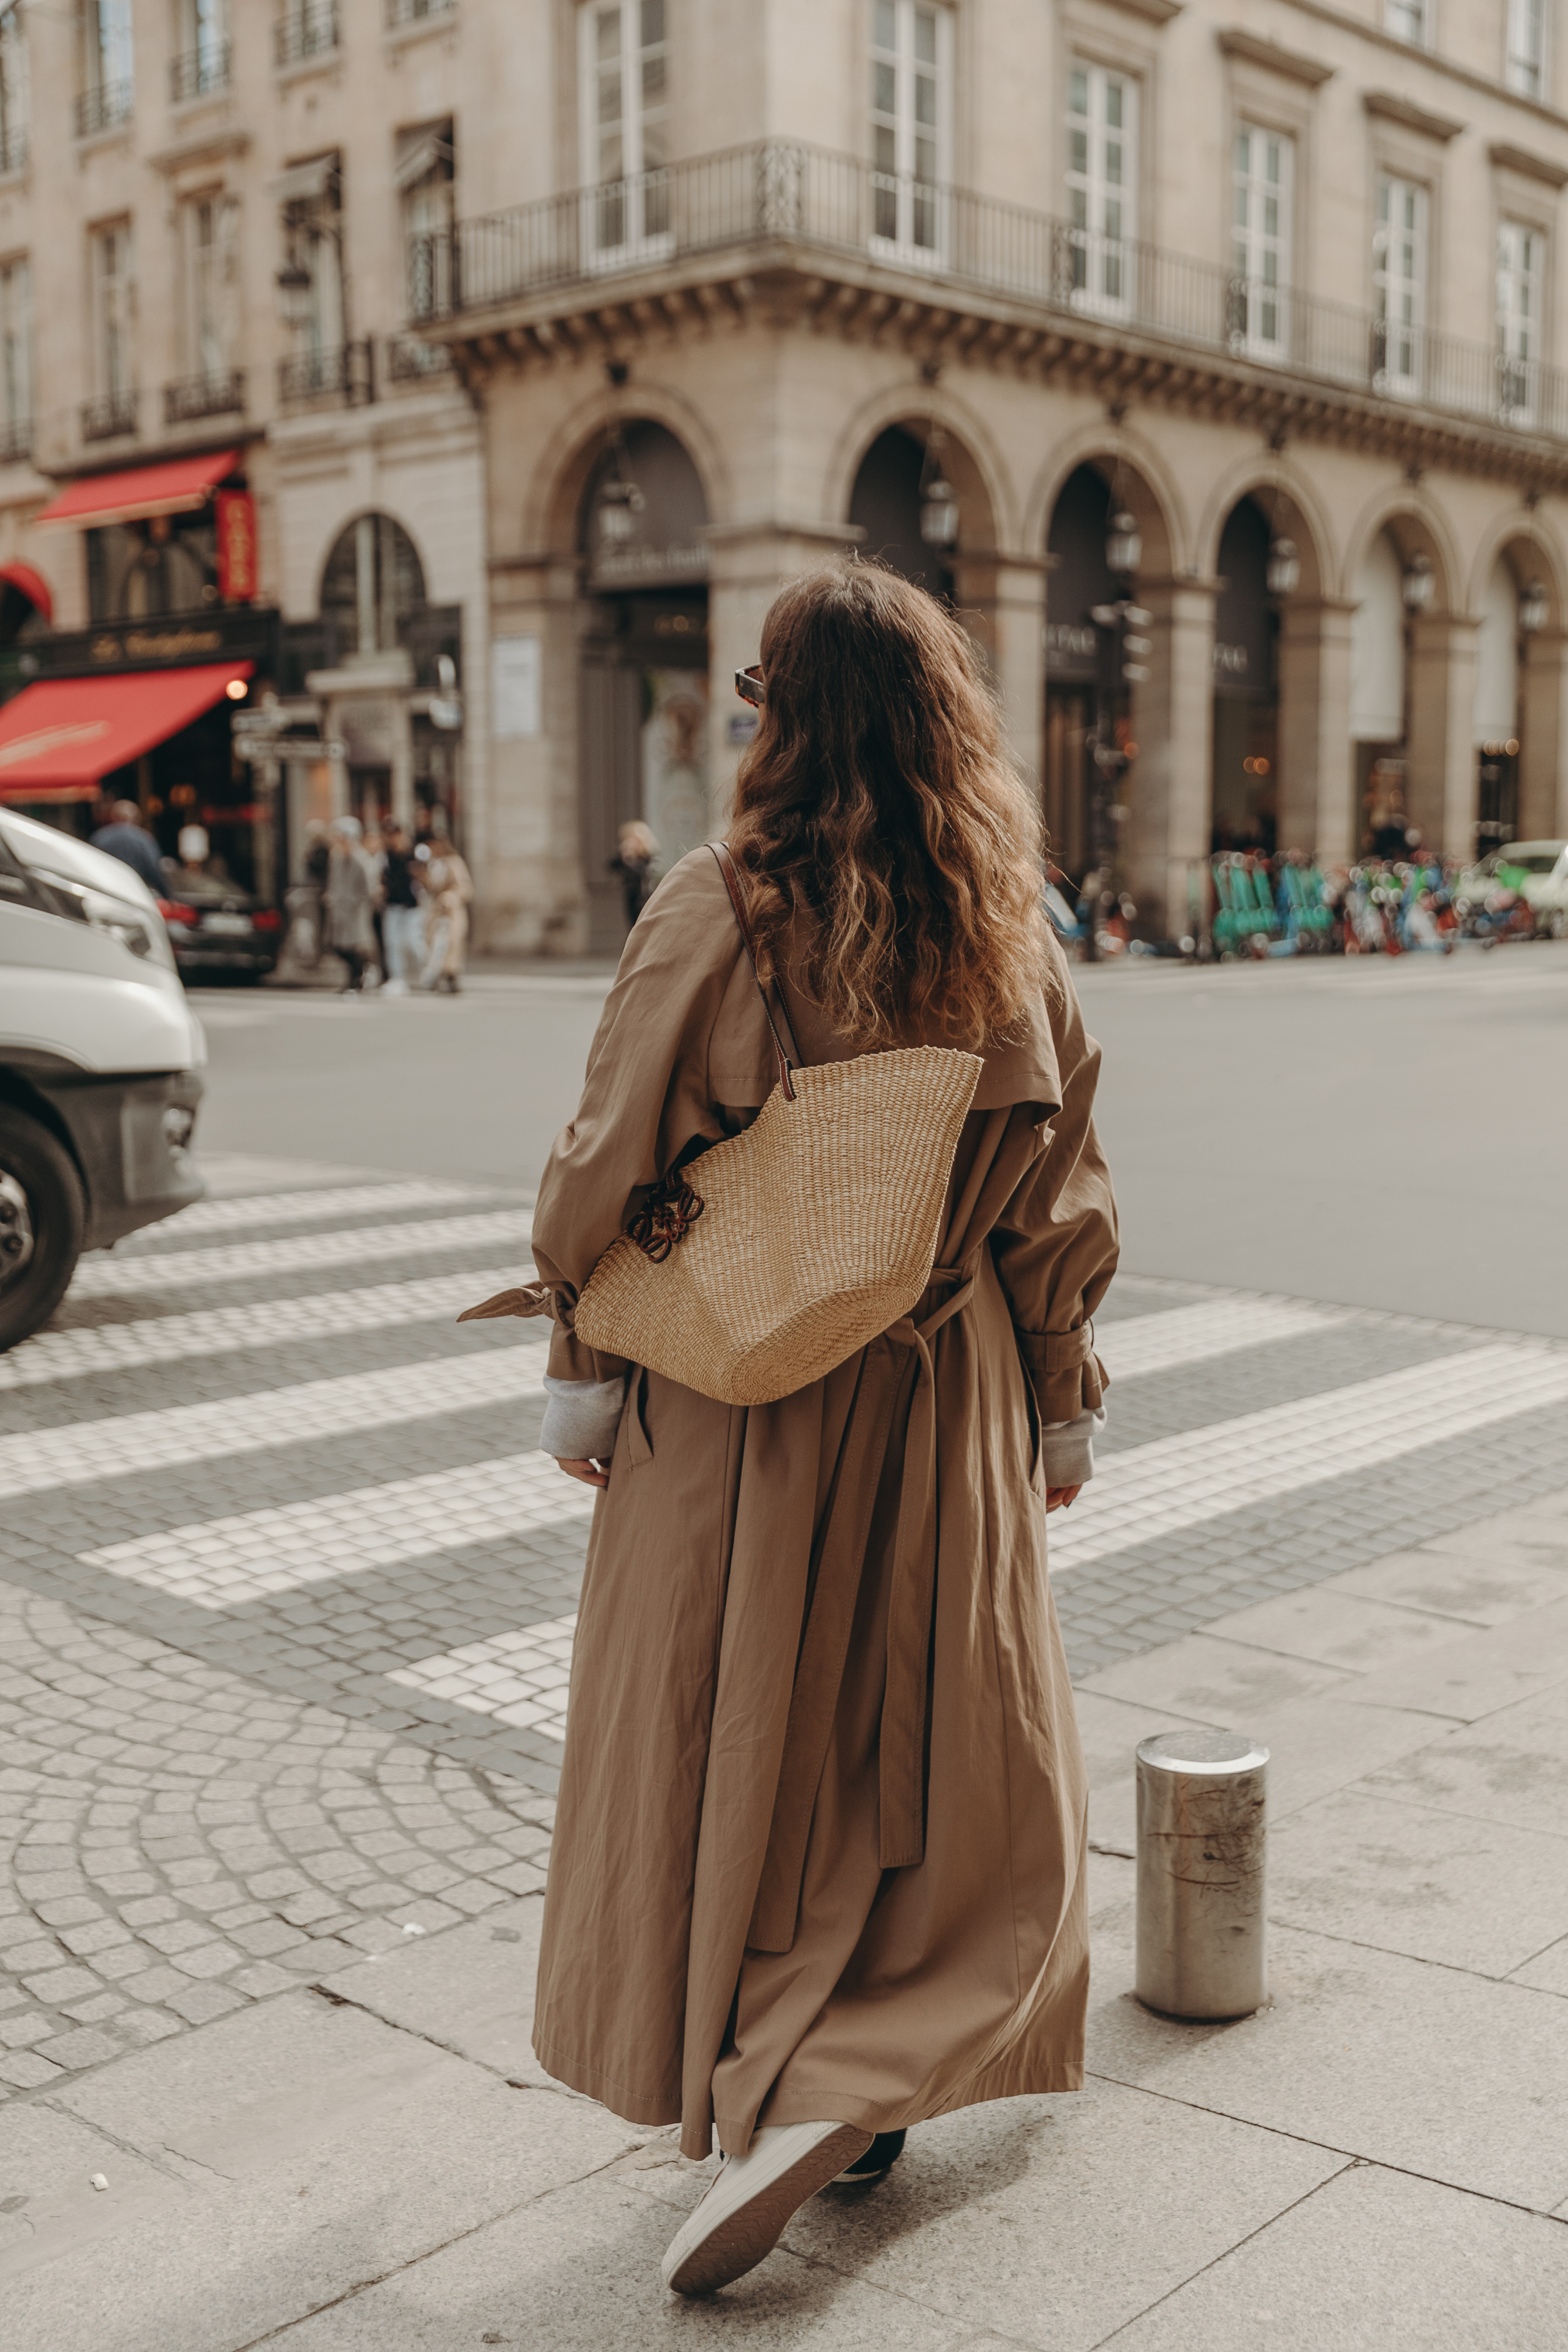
[156,878,282,983]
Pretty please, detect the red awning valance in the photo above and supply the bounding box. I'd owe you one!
[33,450,243,531]
[0,663,253,795]
[0,561,53,622]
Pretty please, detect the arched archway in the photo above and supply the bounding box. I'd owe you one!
[576,418,712,950]
[320,514,427,657]
[1210,495,1279,855]
[844,420,998,605]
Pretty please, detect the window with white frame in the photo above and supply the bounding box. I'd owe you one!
[1232,124,1293,358]
[579,0,669,260]
[1497,218,1542,418]
[0,256,30,441]
[85,0,133,97]
[90,221,134,397]
[1506,0,1546,97]
[174,0,229,99]
[0,5,27,175]
[1373,175,1427,395]
[183,194,237,380]
[398,121,455,335]
[1383,0,1429,46]
[1066,61,1137,317]
[870,1,952,257]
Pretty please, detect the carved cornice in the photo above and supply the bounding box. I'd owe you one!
[1489,140,1568,188]
[1363,91,1466,144]
[1216,29,1335,88]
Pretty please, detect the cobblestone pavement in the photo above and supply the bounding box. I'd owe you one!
[4,1149,1567,2102]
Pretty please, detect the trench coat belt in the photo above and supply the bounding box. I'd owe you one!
[747,1264,977,1955]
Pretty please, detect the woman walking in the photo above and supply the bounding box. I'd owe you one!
[518,565,1116,2295]
[322,816,377,995]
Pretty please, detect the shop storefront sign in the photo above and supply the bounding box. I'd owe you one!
[216,491,258,604]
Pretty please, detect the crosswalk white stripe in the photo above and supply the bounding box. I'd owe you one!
[126,1178,496,1244]
[0,1343,552,1500]
[1049,1343,1568,1576]
[387,1614,578,1737]
[0,1266,536,1391]
[66,1208,533,1298]
[78,1450,592,1604]
[1093,1298,1344,1382]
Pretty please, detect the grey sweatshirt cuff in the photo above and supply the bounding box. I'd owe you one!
[1039,1405,1106,1489]
[540,1374,626,1461]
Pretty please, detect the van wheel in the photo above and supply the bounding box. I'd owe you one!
[0,1109,85,1352]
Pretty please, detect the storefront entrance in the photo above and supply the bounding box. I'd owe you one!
[1210,498,1278,854]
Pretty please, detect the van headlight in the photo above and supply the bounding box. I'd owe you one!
[76,883,159,959]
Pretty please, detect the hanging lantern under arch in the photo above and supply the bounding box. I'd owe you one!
[1266,534,1301,597]
[1105,508,1142,576]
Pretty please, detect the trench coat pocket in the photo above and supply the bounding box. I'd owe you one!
[624,1367,654,1466]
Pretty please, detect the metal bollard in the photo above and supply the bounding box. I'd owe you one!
[1135,1728,1269,2020]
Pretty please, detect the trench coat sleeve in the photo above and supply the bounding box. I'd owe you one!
[529,849,755,1386]
[989,944,1120,1426]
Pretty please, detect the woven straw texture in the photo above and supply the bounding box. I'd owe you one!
[575,1044,984,1406]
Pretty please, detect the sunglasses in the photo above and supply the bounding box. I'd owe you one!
[734,663,764,708]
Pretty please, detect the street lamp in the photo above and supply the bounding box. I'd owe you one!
[274,257,314,330]
[1266,534,1301,597]
[1401,551,1434,614]
[596,477,644,546]
[1520,576,1549,635]
[919,471,960,550]
[1105,508,1142,577]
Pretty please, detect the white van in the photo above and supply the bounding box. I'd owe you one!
[0,806,205,1349]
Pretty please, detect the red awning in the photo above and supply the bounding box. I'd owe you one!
[0,663,253,796]
[33,450,243,531]
[0,561,53,622]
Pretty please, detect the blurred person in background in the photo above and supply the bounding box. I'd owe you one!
[419,830,474,995]
[363,821,388,985]
[90,799,165,893]
[169,823,230,892]
[380,824,426,996]
[609,818,660,929]
[323,816,378,996]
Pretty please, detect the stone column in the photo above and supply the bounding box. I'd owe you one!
[1518,626,1567,839]
[485,551,583,954]
[949,551,1050,792]
[1276,597,1357,859]
[1407,614,1480,860]
[700,523,864,819]
[1125,575,1219,941]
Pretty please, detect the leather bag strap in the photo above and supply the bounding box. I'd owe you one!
[707,839,804,1101]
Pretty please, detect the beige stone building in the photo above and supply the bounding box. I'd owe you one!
[2,1,1568,950]
[0,0,491,893]
[410,0,1568,949]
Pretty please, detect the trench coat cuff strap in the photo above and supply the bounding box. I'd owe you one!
[1015,1323,1108,1423]
[547,1324,631,1385]
[540,1375,627,1461]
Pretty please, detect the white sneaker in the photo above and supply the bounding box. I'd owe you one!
[661,2119,872,2297]
[382,977,408,996]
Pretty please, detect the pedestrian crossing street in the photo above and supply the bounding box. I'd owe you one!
[6,1151,1568,1785]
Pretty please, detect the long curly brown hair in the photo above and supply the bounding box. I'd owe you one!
[727,562,1051,1047]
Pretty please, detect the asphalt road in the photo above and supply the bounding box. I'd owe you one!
[191,941,1568,1338]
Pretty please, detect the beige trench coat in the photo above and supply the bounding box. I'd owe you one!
[525,848,1118,2160]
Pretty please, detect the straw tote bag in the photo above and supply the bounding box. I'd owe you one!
[572,842,982,1408]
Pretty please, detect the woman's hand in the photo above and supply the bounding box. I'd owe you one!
[1044,1483,1082,1513]
[557,1457,611,1490]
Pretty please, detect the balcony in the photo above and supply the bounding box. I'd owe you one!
[163,369,246,426]
[274,2,340,68]
[386,0,456,23]
[278,341,374,407]
[75,81,133,139]
[410,139,1568,463]
[384,332,453,386]
[82,390,138,443]
[170,42,232,102]
[0,417,31,464]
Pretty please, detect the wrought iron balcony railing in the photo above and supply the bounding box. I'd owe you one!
[82,390,138,443]
[410,138,1568,445]
[171,41,232,102]
[275,2,340,68]
[0,417,31,465]
[278,341,375,406]
[384,332,454,384]
[75,80,133,139]
[163,369,246,425]
[387,0,457,24]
